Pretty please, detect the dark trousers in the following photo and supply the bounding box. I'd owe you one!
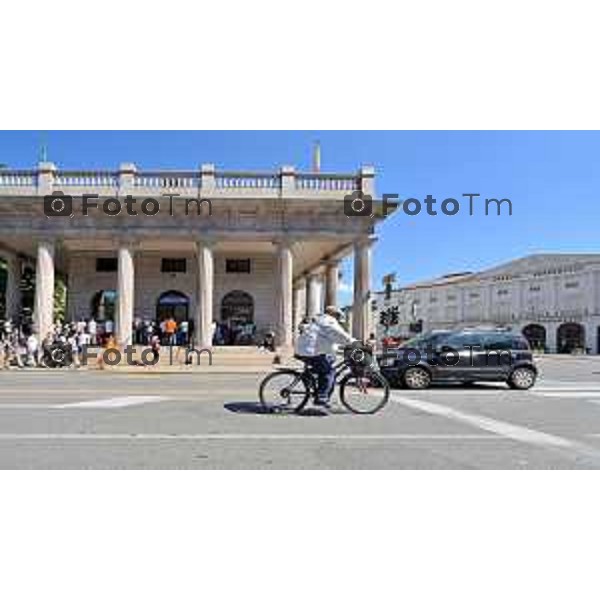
[299,354,335,400]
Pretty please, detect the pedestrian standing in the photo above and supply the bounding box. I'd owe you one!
[88,317,97,345]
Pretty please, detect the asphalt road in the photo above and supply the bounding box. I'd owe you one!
[1,357,600,468]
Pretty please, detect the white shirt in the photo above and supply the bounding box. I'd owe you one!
[26,335,38,353]
[88,320,97,334]
[295,322,318,357]
[314,314,355,357]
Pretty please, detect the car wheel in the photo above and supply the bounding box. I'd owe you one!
[402,367,431,390]
[508,367,536,390]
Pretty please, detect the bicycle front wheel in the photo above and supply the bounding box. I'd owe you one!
[259,369,311,413]
[339,371,390,414]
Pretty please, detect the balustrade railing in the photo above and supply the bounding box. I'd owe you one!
[215,172,280,189]
[54,171,118,187]
[0,170,37,187]
[296,173,360,191]
[134,171,199,189]
[0,166,370,195]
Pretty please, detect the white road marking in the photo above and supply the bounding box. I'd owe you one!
[391,393,575,449]
[0,396,171,409]
[536,392,600,398]
[0,433,498,441]
[55,396,170,408]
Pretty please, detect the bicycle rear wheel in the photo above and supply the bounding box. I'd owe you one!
[339,370,390,414]
[259,369,311,413]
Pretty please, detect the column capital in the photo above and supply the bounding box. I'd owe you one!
[354,234,378,248]
[322,257,340,268]
[293,276,307,289]
[272,237,295,249]
[196,237,217,250]
[305,271,322,281]
[113,237,140,251]
[36,236,57,246]
[118,162,137,174]
[37,161,57,173]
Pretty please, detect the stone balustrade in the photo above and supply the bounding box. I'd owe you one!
[0,163,373,198]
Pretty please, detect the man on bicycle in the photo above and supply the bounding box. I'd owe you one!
[295,306,355,409]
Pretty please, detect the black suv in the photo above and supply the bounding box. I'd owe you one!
[377,328,537,390]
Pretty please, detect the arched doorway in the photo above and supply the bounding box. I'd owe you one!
[156,290,189,322]
[522,324,546,351]
[91,290,117,322]
[557,322,585,354]
[220,290,254,345]
[221,290,254,324]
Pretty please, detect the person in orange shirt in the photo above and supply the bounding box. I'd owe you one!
[165,317,177,346]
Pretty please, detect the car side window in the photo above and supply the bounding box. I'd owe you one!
[443,333,484,350]
[484,333,513,351]
[511,336,530,350]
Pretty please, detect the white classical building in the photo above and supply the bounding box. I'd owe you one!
[373,254,600,354]
[0,162,387,347]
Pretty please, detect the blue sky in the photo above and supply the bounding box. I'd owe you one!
[1,130,599,305]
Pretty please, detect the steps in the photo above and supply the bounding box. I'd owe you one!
[82,344,299,372]
[128,345,282,370]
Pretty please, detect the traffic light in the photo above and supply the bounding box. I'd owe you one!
[379,309,390,327]
[389,306,399,326]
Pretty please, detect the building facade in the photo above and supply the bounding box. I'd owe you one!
[373,254,600,354]
[0,162,386,347]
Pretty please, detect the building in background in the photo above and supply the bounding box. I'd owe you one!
[372,254,600,354]
[0,161,388,347]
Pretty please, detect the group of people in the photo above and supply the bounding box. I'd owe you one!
[133,317,192,346]
[0,317,100,369]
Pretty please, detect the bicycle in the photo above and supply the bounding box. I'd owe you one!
[258,343,390,414]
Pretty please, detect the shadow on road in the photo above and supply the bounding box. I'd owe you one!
[223,402,329,417]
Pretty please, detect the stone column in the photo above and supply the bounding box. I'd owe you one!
[195,240,214,348]
[306,273,321,318]
[585,322,596,354]
[275,241,293,348]
[293,278,306,337]
[546,323,558,354]
[324,261,339,308]
[5,254,21,320]
[116,244,135,347]
[352,237,373,340]
[34,240,55,342]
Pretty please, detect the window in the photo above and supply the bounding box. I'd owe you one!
[565,281,579,289]
[96,258,117,272]
[446,294,457,301]
[226,259,251,273]
[484,333,513,351]
[443,332,485,350]
[161,258,187,273]
[469,292,480,299]
[529,285,541,292]
[497,289,510,296]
